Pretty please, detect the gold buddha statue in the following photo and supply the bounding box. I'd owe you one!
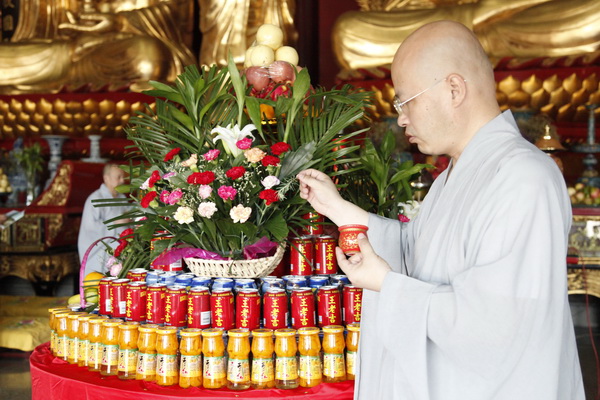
[333,0,600,71]
[0,0,196,94]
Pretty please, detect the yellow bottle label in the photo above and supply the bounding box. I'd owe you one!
[299,355,322,379]
[102,344,119,366]
[88,342,103,365]
[203,356,226,379]
[227,358,250,383]
[346,350,356,375]
[50,331,56,353]
[276,356,298,380]
[78,340,89,362]
[180,355,201,378]
[67,337,78,360]
[137,352,157,375]
[118,349,138,373]
[156,354,178,377]
[323,353,345,378]
[251,358,274,383]
[55,336,66,357]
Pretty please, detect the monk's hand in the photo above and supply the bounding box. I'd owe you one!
[336,233,391,292]
[296,169,342,219]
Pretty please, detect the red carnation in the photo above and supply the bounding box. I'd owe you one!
[270,142,291,156]
[226,166,246,180]
[114,240,128,257]
[163,147,181,162]
[149,170,161,188]
[187,171,216,185]
[141,191,158,208]
[259,189,279,205]
[120,228,134,238]
[261,155,280,167]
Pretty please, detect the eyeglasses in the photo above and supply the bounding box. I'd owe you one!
[392,78,446,116]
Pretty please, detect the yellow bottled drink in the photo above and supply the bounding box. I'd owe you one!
[55,312,71,361]
[136,324,159,382]
[87,316,108,372]
[67,312,87,364]
[117,321,140,380]
[201,328,227,389]
[227,329,251,390]
[179,328,202,388]
[51,310,70,357]
[346,323,360,380]
[322,325,346,383]
[48,308,69,355]
[77,315,94,367]
[251,329,275,389]
[100,319,122,376]
[274,328,299,389]
[298,326,322,387]
[156,326,179,386]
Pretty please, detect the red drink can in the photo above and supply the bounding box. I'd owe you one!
[210,288,235,330]
[301,212,324,236]
[125,281,147,322]
[236,288,261,330]
[263,288,288,330]
[98,277,117,316]
[314,235,338,275]
[290,288,316,329]
[289,236,314,276]
[126,268,148,282]
[109,278,130,318]
[146,283,166,324]
[317,286,342,327]
[187,286,211,329]
[343,285,363,324]
[164,285,188,327]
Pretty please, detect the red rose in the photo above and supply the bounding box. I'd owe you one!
[259,189,279,205]
[149,170,161,188]
[270,142,291,156]
[261,155,280,167]
[226,166,246,180]
[114,240,128,257]
[141,191,158,208]
[120,228,134,238]
[163,147,181,162]
[187,171,216,185]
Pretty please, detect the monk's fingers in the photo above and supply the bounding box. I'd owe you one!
[356,233,376,257]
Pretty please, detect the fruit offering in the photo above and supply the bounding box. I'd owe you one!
[568,183,600,206]
[244,24,300,99]
[0,167,12,193]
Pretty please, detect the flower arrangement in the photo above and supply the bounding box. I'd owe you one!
[98,57,369,273]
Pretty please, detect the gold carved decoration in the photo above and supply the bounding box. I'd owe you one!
[36,163,72,207]
[0,251,80,285]
[568,267,600,299]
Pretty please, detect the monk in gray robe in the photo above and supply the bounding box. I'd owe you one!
[297,21,584,399]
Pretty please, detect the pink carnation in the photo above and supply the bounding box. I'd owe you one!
[203,149,220,161]
[217,185,237,201]
[198,185,212,199]
[167,188,183,205]
[398,214,410,223]
[160,190,170,203]
[236,138,253,150]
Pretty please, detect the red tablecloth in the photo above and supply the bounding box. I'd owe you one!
[30,343,354,400]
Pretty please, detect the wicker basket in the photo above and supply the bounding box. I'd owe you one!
[184,244,286,278]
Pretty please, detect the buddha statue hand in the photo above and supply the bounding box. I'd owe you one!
[58,11,118,35]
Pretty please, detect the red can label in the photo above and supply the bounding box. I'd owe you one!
[164,285,188,327]
[187,287,211,329]
[343,285,363,324]
[146,284,166,324]
[263,288,288,330]
[289,237,314,276]
[236,289,261,331]
[125,281,147,322]
[301,212,324,236]
[314,236,337,275]
[290,288,316,329]
[110,278,130,318]
[126,268,148,282]
[99,277,117,316]
[317,286,341,327]
[210,289,235,330]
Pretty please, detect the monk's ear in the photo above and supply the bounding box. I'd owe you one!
[447,74,467,107]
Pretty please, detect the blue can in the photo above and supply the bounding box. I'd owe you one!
[286,276,308,292]
[234,278,258,292]
[260,277,285,294]
[146,270,164,285]
[330,274,350,287]
[175,273,194,288]
[212,277,234,291]
[159,271,178,286]
[191,276,212,288]
[309,275,330,290]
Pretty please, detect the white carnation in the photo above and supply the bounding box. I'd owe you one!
[174,206,194,224]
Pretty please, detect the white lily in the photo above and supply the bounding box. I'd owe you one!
[211,123,256,157]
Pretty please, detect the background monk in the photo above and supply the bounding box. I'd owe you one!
[298,20,584,399]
